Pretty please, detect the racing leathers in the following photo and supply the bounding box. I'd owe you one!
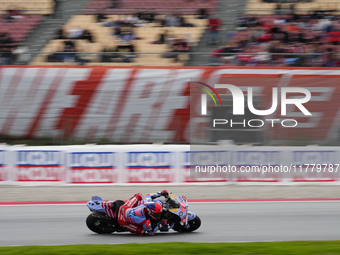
[100,193,143,219]
[117,191,169,235]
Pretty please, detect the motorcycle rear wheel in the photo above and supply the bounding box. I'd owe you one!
[173,215,201,232]
[86,213,116,234]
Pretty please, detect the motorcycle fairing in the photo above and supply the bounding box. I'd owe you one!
[168,194,189,225]
[87,196,106,213]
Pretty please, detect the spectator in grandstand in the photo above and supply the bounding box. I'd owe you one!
[177,15,195,27]
[113,42,135,63]
[209,47,223,65]
[63,44,77,62]
[110,0,120,8]
[217,10,340,67]
[100,46,115,62]
[0,29,9,43]
[153,30,168,44]
[177,15,186,27]
[5,6,25,22]
[0,29,16,65]
[46,46,62,62]
[76,46,95,65]
[120,30,135,41]
[275,3,282,15]
[305,43,322,67]
[55,26,66,39]
[53,0,61,19]
[282,42,305,66]
[112,23,122,36]
[64,40,76,49]
[174,38,190,52]
[333,54,340,67]
[327,29,340,45]
[106,17,139,38]
[1,47,14,65]
[235,16,259,28]
[137,13,155,23]
[97,12,108,23]
[13,44,30,64]
[47,40,78,63]
[289,2,296,16]
[324,47,337,67]
[311,7,326,20]
[252,27,266,43]
[314,17,332,32]
[197,1,209,19]
[0,32,12,62]
[105,16,138,30]
[265,41,283,66]
[164,14,180,27]
[4,10,12,22]
[67,27,84,39]
[82,30,94,43]
[118,25,136,41]
[208,15,222,45]
[163,37,190,61]
[151,15,165,27]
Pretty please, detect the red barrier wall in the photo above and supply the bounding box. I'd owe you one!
[0,66,339,143]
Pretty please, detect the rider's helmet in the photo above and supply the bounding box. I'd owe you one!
[145,201,163,220]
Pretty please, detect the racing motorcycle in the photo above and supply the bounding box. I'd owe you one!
[85,193,201,234]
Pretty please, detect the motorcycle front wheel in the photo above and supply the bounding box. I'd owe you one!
[173,215,201,232]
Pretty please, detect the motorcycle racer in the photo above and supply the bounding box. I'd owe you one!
[117,190,169,235]
[86,191,200,235]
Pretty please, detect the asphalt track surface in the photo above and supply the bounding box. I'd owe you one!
[0,201,339,246]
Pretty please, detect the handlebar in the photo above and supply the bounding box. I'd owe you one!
[164,196,180,210]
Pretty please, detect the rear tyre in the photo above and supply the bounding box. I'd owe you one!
[173,215,201,232]
[86,213,116,234]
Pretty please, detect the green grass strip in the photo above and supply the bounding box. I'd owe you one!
[1,241,340,255]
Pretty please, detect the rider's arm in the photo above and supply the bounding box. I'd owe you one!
[142,219,152,233]
[145,193,159,201]
[145,190,169,201]
[142,219,160,236]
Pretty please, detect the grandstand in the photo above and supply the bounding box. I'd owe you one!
[210,0,340,67]
[0,0,54,15]
[246,0,339,15]
[0,0,340,66]
[31,14,207,66]
[0,0,244,66]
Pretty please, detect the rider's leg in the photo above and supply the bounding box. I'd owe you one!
[125,193,143,207]
[124,224,144,235]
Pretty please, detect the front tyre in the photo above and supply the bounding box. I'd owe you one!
[86,213,116,234]
[173,215,201,232]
